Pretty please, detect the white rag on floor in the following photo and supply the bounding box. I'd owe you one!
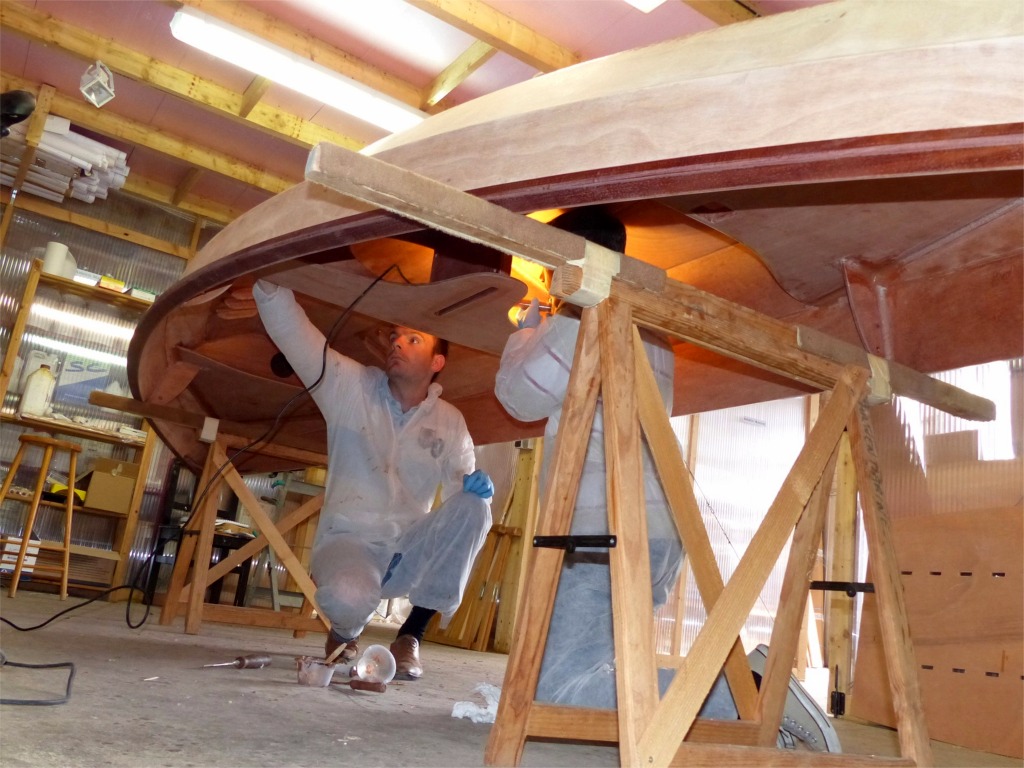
[451,682,501,723]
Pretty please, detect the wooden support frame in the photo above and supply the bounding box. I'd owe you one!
[297,142,946,767]
[484,296,933,768]
[158,434,328,635]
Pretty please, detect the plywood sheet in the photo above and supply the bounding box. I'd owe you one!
[850,507,1024,758]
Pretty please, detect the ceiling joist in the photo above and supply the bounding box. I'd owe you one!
[407,0,581,73]
[0,1,362,151]
[1,71,298,194]
[178,0,425,109]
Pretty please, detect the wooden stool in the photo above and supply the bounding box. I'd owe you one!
[0,434,82,599]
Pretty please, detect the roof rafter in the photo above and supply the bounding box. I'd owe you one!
[2,72,298,196]
[178,0,425,109]
[0,0,362,151]
[406,0,581,73]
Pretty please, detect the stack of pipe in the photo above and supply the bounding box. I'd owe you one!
[0,116,129,203]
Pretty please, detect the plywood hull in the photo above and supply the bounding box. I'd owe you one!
[128,0,1024,472]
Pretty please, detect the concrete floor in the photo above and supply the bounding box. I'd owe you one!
[1,591,1020,768]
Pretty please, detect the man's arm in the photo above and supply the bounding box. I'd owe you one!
[253,280,350,390]
[494,314,579,422]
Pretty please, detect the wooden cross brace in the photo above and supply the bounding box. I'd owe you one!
[157,433,328,635]
[299,142,956,766]
[482,301,931,768]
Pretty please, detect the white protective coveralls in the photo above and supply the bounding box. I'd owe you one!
[495,311,736,716]
[254,282,491,640]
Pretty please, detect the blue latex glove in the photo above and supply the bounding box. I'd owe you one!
[463,469,494,499]
[516,297,542,330]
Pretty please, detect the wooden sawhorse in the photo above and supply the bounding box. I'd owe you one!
[484,300,932,768]
[280,141,994,767]
[159,434,327,636]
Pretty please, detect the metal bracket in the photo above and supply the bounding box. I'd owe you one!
[532,535,617,553]
[810,580,875,598]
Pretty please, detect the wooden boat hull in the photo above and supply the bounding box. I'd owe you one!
[129,0,1024,472]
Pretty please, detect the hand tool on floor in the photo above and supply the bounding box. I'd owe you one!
[204,654,272,669]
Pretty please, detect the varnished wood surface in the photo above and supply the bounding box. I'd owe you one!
[128,1,1023,470]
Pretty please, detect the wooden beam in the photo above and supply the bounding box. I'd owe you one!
[406,0,581,72]
[0,1,362,151]
[179,0,423,109]
[636,367,866,765]
[303,140,996,422]
[238,76,272,118]
[423,40,498,109]
[0,188,191,260]
[683,0,758,26]
[1,72,297,195]
[592,271,996,422]
[847,402,932,765]
[172,168,204,207]
[633,326,760,719]
[121,175,240,225]
[0,83,53,245]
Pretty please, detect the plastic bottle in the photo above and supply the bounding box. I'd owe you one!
[19,364,56,417]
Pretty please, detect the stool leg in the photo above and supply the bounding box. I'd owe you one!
[0,442,29,588]
[59,450,78,600]
[9,444,54,598]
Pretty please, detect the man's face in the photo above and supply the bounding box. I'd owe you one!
[385,326,444,382]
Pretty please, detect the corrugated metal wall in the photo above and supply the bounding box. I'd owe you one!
[1,198,194,587]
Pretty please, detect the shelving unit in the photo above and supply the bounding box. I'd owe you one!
[0,259,158,592]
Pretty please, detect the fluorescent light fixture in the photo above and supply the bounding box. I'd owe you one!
[170,7,427,133]
[23,333,127,368]
[623,0,669,11]
[30,304,135,342]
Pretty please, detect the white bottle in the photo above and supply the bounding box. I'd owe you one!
[19,364,56,417]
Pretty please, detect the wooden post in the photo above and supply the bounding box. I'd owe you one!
[0,259,42,402]
[847,403,932,765]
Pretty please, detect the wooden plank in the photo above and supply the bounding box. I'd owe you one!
[599,299,657,761]
[493,440,542,654]
[183,441,223,634]
[218,455,329,630]
[0,1,361,151]
[177,490,323,598]
[847,401,932,765]
[797,326,995,421]
[109,424,157,591]
[827,432,857,707]
[850,506,1023,759]
[423,40,497,108]
[158,452,207,625]
[636,367,867,766]
[562,269,994,422]
[485,308,602,767]
[756,444,839,746]
[0,258,41,401]
[632,326,759,719]
[303,139,992,421]
[406,0,580,72]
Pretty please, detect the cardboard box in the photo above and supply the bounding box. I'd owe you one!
[1,537,39,575]
[83,458,139,515]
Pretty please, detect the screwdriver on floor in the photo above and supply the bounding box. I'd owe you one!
[204,654,272,669]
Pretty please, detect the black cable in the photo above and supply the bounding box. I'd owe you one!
[0,264,412,641]
[0,650,75,706]
[179,263,409,533]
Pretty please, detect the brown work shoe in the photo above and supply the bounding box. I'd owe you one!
[325,634,359,663]
[390,634,423,680]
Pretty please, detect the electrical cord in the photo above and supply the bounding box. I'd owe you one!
[0,263,415,693]
[0,650,75,706]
